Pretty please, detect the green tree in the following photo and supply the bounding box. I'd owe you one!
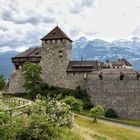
[22,62,42,100]
[90,105,104,123]
[0,74,6,90]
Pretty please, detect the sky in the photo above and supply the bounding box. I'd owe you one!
[0,0,140,52]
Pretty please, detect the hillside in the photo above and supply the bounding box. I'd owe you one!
[74,115,140,140]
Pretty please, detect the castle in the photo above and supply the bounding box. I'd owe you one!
[9,26,140,119]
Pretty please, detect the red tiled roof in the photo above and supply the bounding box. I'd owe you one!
[41,26,72,42]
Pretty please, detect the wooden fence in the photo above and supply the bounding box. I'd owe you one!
[0,97,32,116]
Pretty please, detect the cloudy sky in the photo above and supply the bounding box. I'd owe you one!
[0,0,140,52]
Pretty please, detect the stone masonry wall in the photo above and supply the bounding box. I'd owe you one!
[65,72,87,89]
[9,70,25,93]
[40,39,72,88]
[87,77,140,119]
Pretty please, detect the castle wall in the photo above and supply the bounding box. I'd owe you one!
[87,74,140,119]
[9,70,25,93]
[65,72,87,89]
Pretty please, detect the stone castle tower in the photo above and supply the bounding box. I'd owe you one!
[40,26,73,87]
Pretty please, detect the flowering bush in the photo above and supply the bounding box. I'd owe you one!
[0,96,74,140]
[18,96,74,140]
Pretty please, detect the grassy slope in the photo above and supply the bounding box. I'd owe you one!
[81,110,140,127]
[73,115,140,140]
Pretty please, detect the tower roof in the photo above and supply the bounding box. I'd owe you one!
[41,26,72,42]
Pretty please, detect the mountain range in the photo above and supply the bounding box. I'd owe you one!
[72,37,140,69]
[1,37,140,79]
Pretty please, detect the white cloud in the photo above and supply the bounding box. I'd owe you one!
[0,0,140,52]
[69,0,95,14]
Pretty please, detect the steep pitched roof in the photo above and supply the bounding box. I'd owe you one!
[12,47,41,59]
[41,26,72,42]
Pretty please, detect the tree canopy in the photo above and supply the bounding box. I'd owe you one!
[22,62,42,99]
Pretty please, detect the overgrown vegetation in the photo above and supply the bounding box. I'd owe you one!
[0,97,74,140]
[39,85,92,110]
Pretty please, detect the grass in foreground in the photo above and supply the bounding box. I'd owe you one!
[74,115,140,140]
[62,129,84,140]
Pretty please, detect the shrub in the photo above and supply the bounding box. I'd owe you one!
[18,97,74,140]
[0,96,74,140]
[105,108,118,118]
[0,111,26,140]
[62,96,83,112]
[46,86,92,110]
[75,86,92,110]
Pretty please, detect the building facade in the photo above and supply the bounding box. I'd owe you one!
[9,26,140,119]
